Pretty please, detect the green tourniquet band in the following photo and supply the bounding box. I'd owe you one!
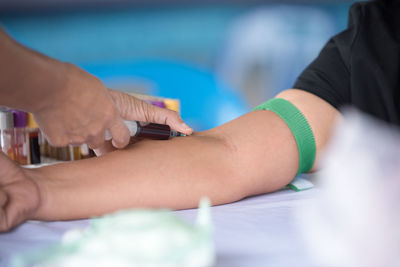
[253,98,316,174]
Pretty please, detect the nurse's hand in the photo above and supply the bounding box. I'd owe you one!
[33,63,192,150]
[0,152,40,232]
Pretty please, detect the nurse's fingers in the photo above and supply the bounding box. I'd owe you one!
[108,118,130,149]
[0,190,7,208]
[108,89,193,135]
[0,191,9,232]
[151,108,193,135]
[93,141,117,156]
[86,130,107,150]
[0,152,20,186]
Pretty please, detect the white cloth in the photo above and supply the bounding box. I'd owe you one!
[0,189,319,267]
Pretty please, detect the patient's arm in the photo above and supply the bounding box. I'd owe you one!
[0,89,340,230]
[28,89,339,221]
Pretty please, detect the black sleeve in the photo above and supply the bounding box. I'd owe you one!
[293,3,362,110]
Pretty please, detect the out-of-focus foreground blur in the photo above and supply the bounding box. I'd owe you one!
[0,0,356,130]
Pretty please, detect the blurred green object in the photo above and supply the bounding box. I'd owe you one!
[12,198,214,267]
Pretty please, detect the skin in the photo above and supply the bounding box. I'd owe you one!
[0,89,340,231]
[0,28,192,149]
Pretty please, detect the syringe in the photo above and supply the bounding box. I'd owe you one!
[105,120,186,141]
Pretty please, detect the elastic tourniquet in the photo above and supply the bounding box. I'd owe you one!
[253,98,316,174]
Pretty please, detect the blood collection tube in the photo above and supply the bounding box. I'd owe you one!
[0,110,16,160]
[80,144,95,159]
[40,135,48,157]
[49,144,58,159]
[105,120,186,141]
[12,110,28,165]
[71,146,82,161]
[26,113,41,164]
[134,121,185,139]
[57,146,70,161]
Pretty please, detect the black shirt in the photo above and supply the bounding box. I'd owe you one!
[294,0,400,125]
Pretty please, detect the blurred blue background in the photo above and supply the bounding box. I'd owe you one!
[0,1,356,130]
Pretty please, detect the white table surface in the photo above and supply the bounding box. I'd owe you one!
[0,188,321,267]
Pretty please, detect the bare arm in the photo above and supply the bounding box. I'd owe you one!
[0,89,340,230]
[25,89,340,221]
[0,27,67,112]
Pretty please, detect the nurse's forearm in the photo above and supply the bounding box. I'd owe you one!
[0,27,66,112]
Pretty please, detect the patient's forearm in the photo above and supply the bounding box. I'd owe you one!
[26,89,340,221]
[28,110,299,221]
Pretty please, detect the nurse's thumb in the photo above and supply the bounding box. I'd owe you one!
[141,102,193,135]
[109,89,193,135]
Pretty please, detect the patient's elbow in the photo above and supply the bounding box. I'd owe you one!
[209,133,292,201]
[197,133,250,205]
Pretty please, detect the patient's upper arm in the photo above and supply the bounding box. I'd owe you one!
[276,89,341,170]
[211,89,341,197]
